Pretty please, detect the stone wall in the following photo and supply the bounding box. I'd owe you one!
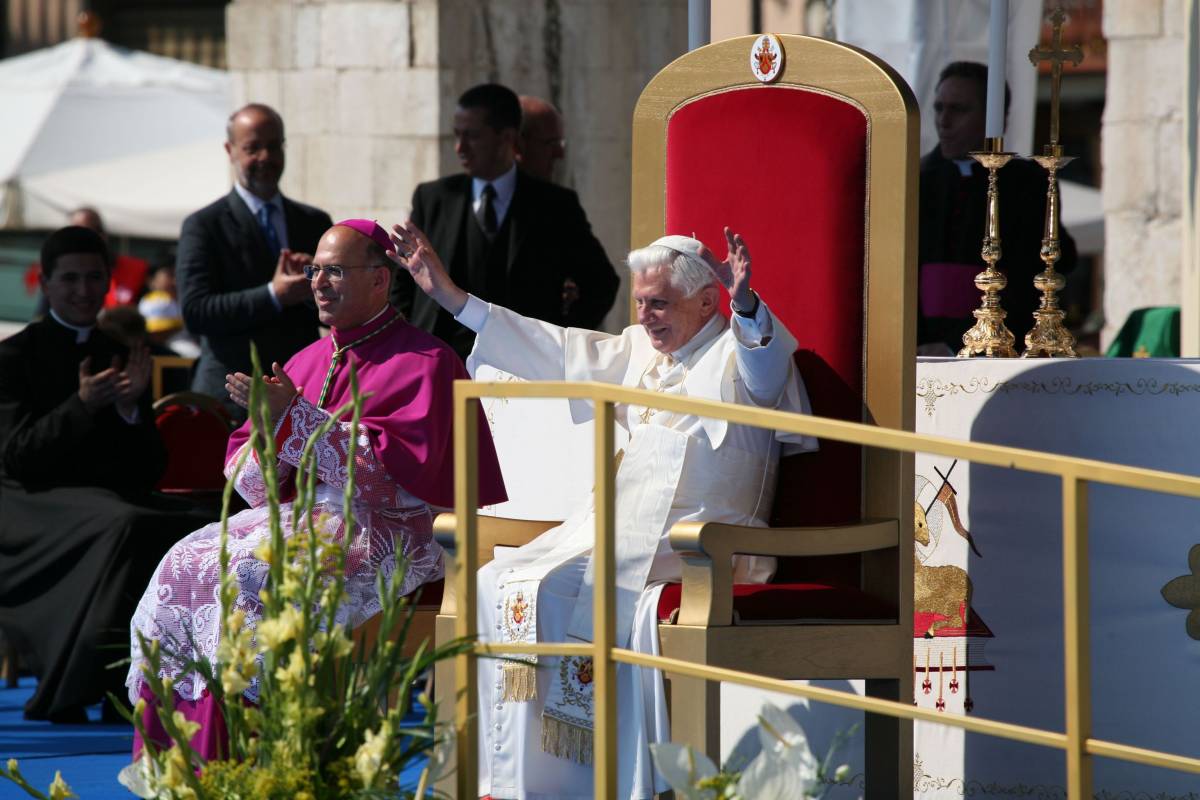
[226,0,688,331]
[1102,0,1185,345]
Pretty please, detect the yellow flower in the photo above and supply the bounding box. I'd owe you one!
[255,605,303,649]
[226,609,246,635]
[172,710,202,742]
[255,542,272,563]
[222,665,249,696]
[47,771,77,800]
[274,649,308,689]
[5,758,17,773]
[133,698,146,717]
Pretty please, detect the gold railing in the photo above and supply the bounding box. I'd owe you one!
[451,379,1200,799]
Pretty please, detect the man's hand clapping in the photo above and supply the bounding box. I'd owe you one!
[114,342,151,419]
[77,356,122,413]
[78,343,152,419]
[271,248,312,307]
[388,221,469,317]
[225,362,300,425]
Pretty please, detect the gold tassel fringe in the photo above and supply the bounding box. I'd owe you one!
[501,662,537,702]
[541,714,593,764]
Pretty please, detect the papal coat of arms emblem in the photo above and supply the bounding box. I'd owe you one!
[750,34,784,83]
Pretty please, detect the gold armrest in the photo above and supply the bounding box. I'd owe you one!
[434,513,561,615]
[668,519,899,627]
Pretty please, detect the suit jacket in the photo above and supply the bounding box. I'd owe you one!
[177,189,332,403]
[392,171,618,359]
[918,146,1078,351]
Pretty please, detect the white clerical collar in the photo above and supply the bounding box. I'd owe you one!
[472,164,518,226]
[233,181,283,218]
[671,312,726,365]
[49,308,93,344]
[953,158,975,177]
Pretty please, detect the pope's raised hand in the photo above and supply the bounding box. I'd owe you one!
[387,221,468,316]
[699,227,754,312]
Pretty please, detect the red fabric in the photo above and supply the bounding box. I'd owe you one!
[407,578,443,608]
[665,86,868,527]
[656,582,896,624]
[155,403,233,493]
[105,254,150,307]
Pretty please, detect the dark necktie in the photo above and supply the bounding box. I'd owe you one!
[477,183,498,238]
[258,204,281,259]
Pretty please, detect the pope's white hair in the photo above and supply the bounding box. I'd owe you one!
[626,244,717,298]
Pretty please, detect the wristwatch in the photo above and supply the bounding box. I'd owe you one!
[732,289,760,318]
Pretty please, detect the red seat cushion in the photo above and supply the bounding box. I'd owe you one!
[155,404,232,492]
[656,581,896,624]
[405,578,443,608]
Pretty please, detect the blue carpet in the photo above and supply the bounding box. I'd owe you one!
[0,677,133,798]
[0,677,431,798]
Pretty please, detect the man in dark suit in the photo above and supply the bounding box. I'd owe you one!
[391,84,618,359]
[177,103,333,415]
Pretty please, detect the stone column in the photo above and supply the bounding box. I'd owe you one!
[226,0,688,331]
[1101,0,1185,348]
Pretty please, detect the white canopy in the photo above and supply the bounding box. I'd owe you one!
[0,36,231,239]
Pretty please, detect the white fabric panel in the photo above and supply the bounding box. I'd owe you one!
[0,38,230,238]
[836,0,1045,158]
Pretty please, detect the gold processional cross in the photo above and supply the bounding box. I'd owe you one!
[1027,5,1083,147]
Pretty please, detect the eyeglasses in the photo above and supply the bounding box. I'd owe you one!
[302,264,384,281]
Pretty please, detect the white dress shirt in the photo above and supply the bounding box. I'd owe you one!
[471,164,518,230]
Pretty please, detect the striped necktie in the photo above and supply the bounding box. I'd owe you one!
[258,204,281,259]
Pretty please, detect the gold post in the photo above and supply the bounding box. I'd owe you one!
[1024,6,1084,358]
[959,136,1017,357]
[592,398,618,799]
[453,382,480,800]
[1062,474,1093,798]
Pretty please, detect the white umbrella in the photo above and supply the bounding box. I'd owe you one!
[0,35,231,239]
[1060,179,1104,257]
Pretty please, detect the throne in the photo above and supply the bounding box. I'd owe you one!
[434,34,917,797]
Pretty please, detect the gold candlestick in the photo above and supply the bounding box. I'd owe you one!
[1022,144,1077,357]
[959,137,1017,359]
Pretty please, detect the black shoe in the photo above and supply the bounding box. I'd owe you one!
[24,704,88,724]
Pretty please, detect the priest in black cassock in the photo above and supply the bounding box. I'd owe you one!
[0,226,209,722]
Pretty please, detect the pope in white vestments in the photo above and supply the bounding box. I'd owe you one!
[388,221,817,800]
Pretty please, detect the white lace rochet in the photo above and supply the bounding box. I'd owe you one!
[126,397,444,704]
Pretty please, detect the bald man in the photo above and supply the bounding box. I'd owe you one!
[517,95,566,182]
[176,103,333,416]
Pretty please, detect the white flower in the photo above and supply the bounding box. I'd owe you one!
[649,742,718,800]
[736,752,812,800]
[756,703,818,778]
[117,755,159,800]
[355,726,389,788]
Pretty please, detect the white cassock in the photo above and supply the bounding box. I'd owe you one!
[454,293,817,800]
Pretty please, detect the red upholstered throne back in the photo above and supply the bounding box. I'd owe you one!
[665,86,867,529]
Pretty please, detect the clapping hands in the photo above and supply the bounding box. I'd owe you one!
[78,341,152,418]
[225,362,299,424]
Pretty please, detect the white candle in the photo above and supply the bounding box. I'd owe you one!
[985,0,1009,139]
